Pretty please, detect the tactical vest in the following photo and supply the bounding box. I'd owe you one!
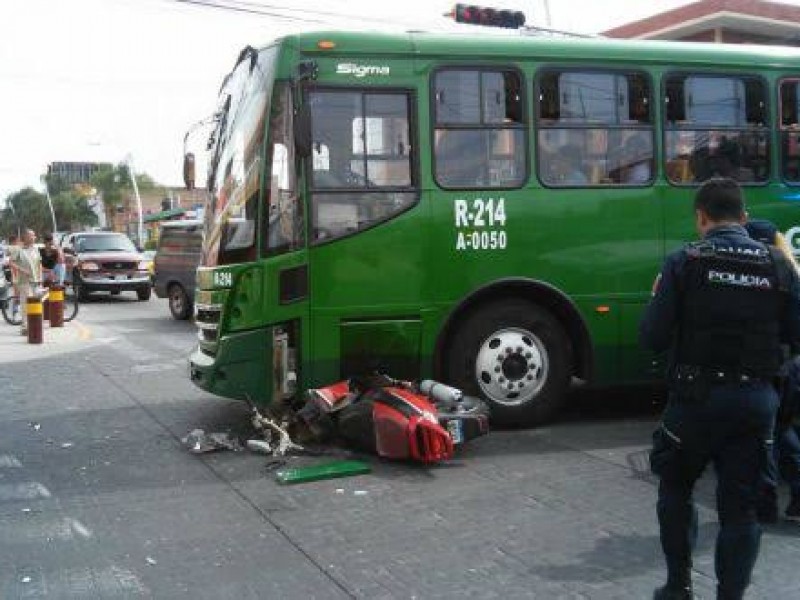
[676,240,788,378]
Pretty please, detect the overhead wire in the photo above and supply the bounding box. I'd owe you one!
[166,0,448,30]
[171,0,326,23]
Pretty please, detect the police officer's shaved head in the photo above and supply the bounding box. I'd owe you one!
[694,178,745,222]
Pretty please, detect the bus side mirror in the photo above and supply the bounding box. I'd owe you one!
[183,152,196,190]
[294,104,312,158]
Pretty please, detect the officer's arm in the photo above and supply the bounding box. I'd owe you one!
[639,254,682,353]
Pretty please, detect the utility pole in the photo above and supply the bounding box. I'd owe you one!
[43,184,58,234]
[542,0,552,27]
[125,155,144,248]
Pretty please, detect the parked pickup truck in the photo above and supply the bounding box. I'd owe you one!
[63,231,151,301]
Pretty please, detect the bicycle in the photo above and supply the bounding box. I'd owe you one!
[1,281,79,325]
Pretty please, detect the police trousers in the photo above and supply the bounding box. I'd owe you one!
[650,381,778,599]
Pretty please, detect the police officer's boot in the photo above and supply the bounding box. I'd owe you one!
[653,584,693,599]
[654,567,693,599]
[653,584,693,600]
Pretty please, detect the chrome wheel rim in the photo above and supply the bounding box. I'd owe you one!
[475,327,548,406]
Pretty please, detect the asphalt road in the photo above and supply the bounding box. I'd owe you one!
[0,295,798,599]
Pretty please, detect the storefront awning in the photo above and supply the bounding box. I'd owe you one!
[143,208,186,223]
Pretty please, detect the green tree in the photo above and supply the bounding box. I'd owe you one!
[51,190,98,231]
[0,187,51,238]
[90,163,154,228]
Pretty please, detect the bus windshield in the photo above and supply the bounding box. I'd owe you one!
[202,46,278,267]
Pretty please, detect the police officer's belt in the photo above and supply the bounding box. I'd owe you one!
[674,364,767,384]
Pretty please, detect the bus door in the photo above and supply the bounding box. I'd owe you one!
[302,87,424,386]
[261,82,309,402]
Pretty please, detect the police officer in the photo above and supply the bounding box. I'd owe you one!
[640,178,800,600]
[744,219,800,523]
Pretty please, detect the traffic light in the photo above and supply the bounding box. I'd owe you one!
[448,4,526,29]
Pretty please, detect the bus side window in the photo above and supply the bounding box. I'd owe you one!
[780,80,800,183]
[664,74,769,185]
[536,69,653,187]
[433,68,526,189]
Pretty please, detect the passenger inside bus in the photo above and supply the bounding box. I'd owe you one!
[615,132,652,184]
[539,144,588,186]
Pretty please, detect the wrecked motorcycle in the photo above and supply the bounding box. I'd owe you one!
[296,375,490,464]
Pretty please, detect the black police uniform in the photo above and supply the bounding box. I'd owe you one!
[640,224,800,599]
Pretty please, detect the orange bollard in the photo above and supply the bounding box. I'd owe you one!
[26,296,43,344]
[49,285,64,328]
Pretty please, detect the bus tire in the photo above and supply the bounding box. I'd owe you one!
[444,300,571,427]
[73,272,90,302]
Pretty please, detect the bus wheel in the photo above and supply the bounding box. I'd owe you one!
[168,284,192,320]
[445,300,571,427]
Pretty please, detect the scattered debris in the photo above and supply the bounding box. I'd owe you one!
[245,439,272,455]
[145,556,157,566]
[28,422,41,431]
[275,460,371,485]
[181,429,242,454]
[186,376,488,473]
[250,408,305,456]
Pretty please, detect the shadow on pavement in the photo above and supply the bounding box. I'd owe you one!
[528,522,716,583]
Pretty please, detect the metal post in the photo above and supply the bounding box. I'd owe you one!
[44,185,57,233]
[126,155,144,247]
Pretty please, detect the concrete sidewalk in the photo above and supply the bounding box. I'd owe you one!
[0,317,96,364]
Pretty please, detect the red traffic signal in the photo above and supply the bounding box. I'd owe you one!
[448,4,525,29]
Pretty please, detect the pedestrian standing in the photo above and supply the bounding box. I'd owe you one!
[11,229,42,335]
[640,178,800,600]
[40,233,65,285]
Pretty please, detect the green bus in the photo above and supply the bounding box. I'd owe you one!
[188,31,800,425]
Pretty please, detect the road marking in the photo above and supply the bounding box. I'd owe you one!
[0,454,22,468]
[0,482,52,501]
[3,517,93,543]
[74,321,92,341]
[10,566,148,597]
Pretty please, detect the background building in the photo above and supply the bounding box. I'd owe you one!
[47,161,112,185]
[604,0,800,45]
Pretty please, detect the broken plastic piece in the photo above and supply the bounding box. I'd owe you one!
[246,439,273,454]
[275,460,371,485]
[250,409,305,456]
[181,429,242,454]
